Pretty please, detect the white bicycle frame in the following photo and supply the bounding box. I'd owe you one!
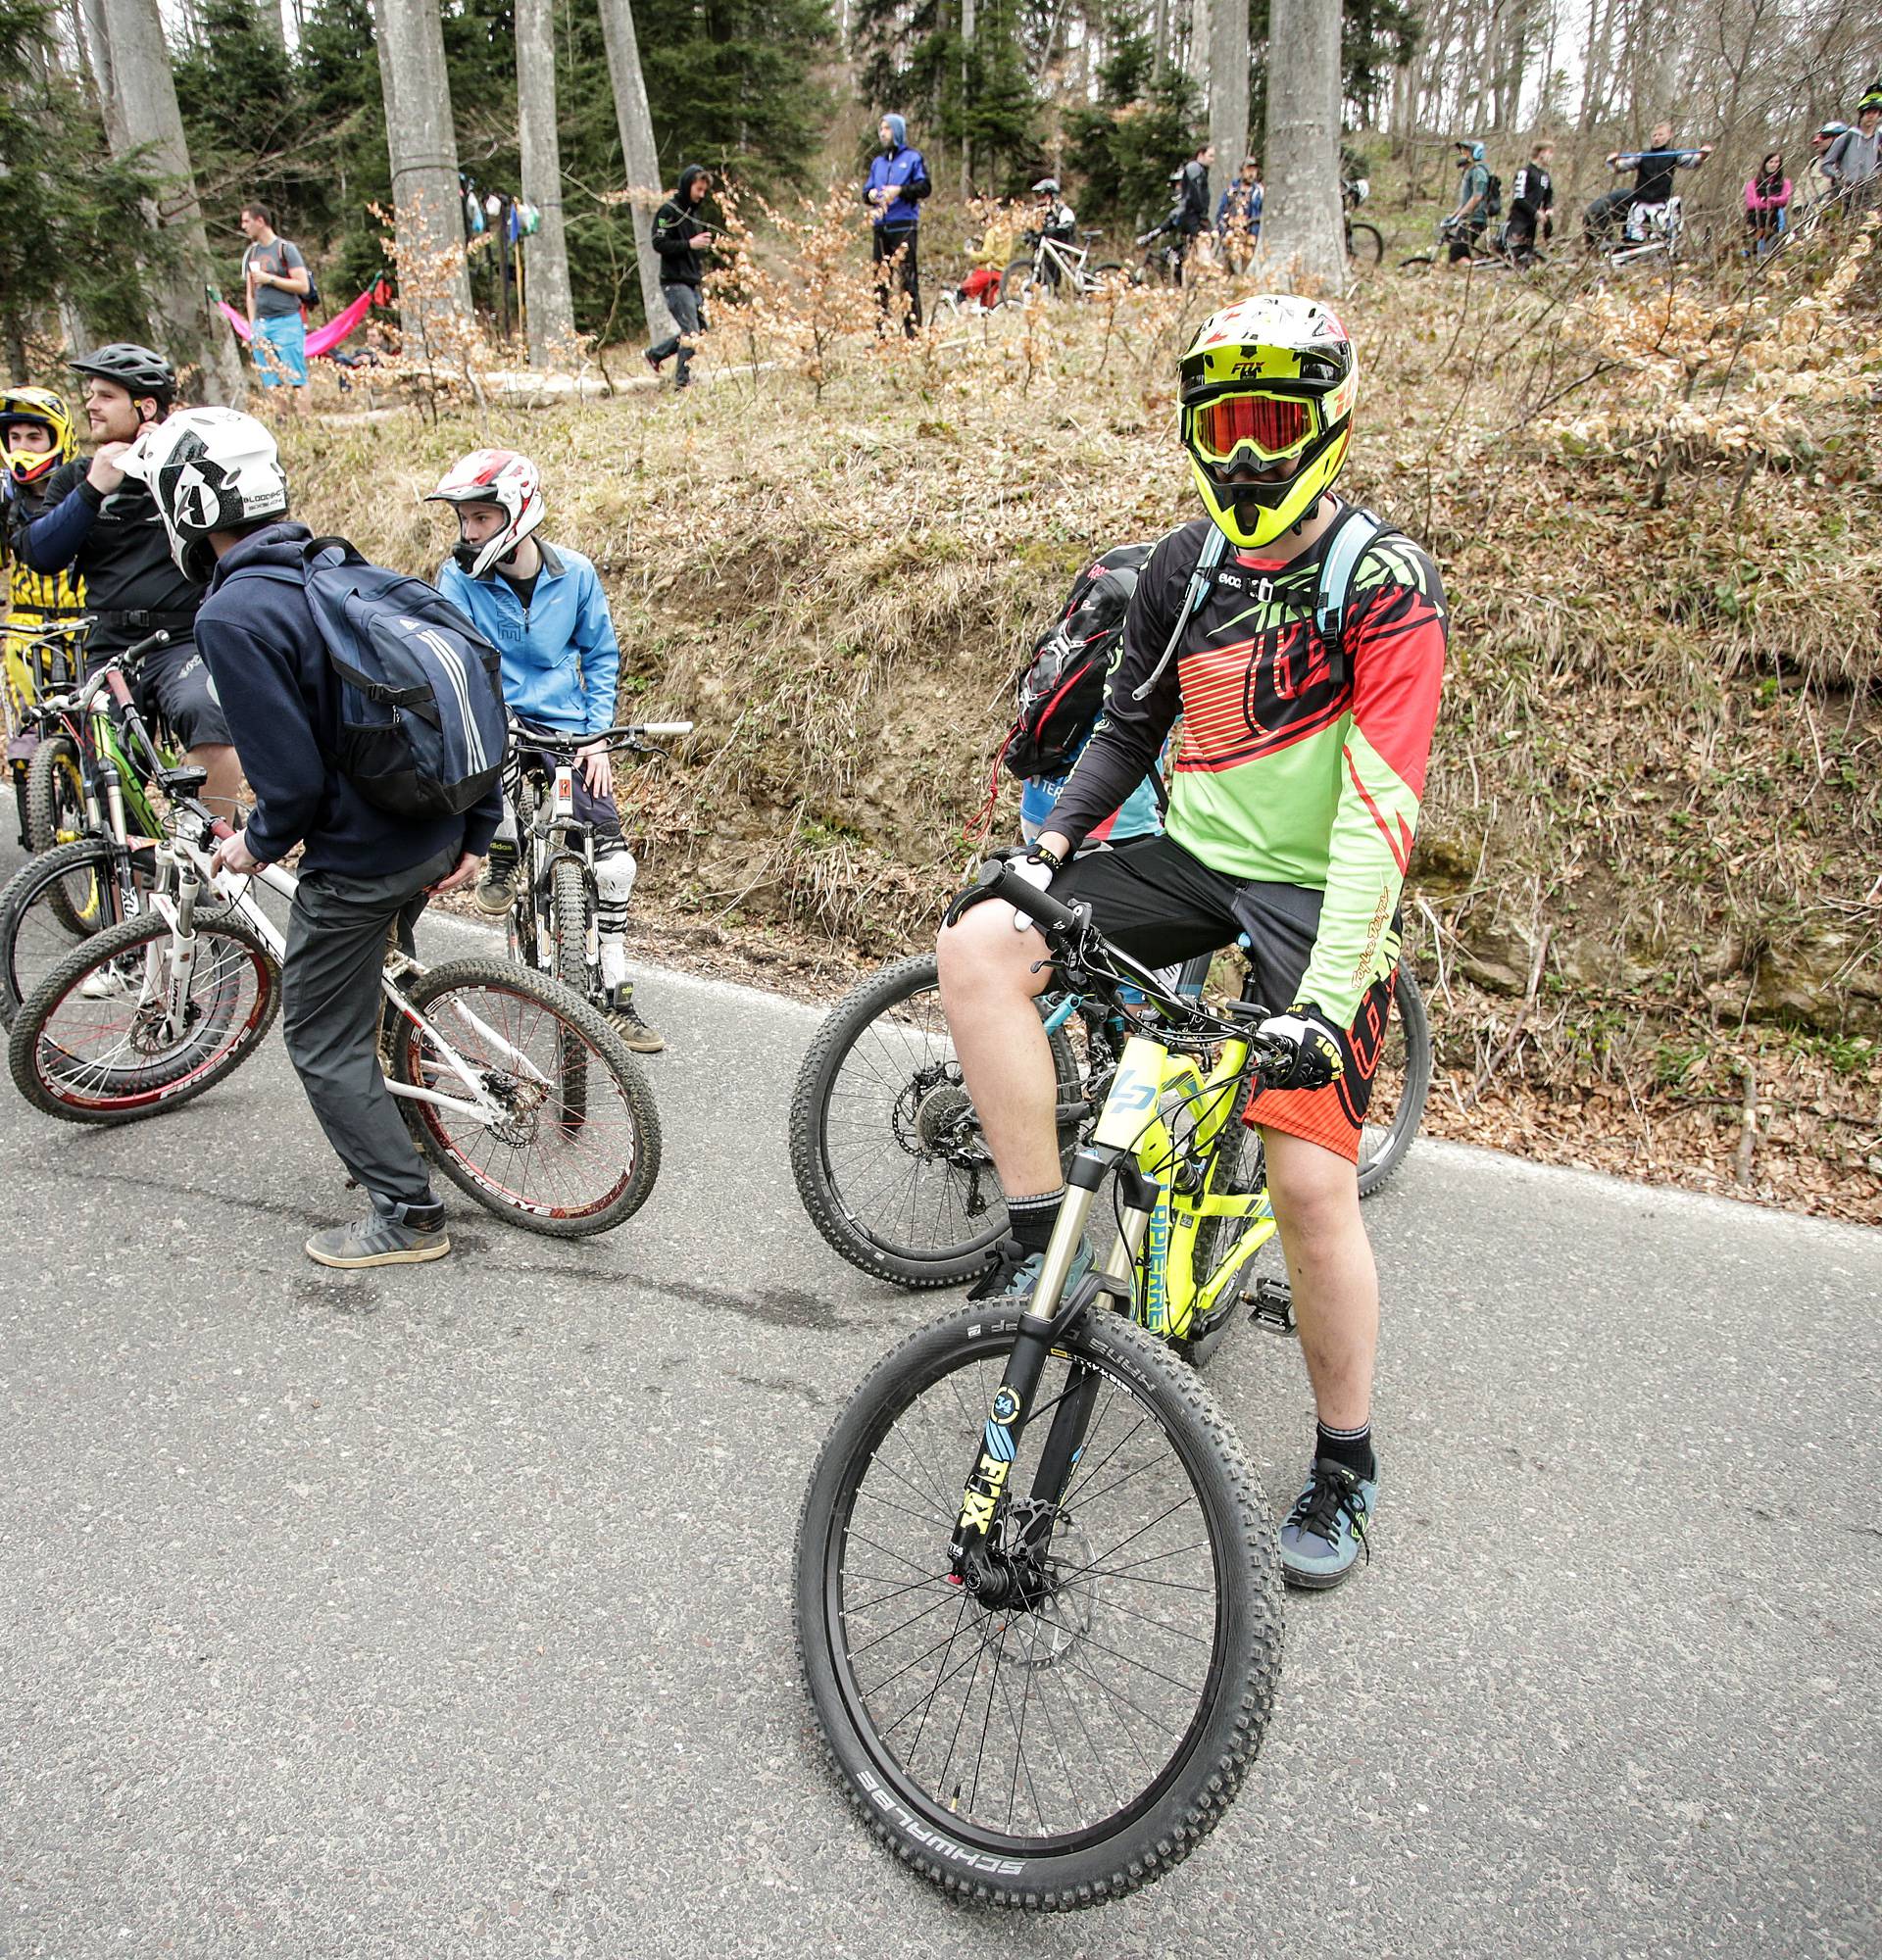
[1610,196,1681,264]
[144,832,556,1130]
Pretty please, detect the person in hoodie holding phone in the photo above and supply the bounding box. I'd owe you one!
[644,165,714,390]
[864,114,930,336]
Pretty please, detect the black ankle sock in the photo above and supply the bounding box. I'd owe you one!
[1006,1190,1065,1259]
[1316,1419,1375,1481]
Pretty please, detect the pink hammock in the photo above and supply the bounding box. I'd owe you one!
[218,281,388,358]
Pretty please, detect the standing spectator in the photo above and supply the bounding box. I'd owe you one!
[124,407,499,1269]
[1446,139,1491,265]
[1216,159,1263,272]
[865,115,930,336]
[1744,151,1792,255]
[1584,122,1713,243]
[0,389,86,655]
[7,344,244,822]
[239,202,312,413]
[1506,139,1556,264]
[644,165,714,390]
[1824,93,1882,212]
[1802,122,1849,215]
[1177,141,1214,248]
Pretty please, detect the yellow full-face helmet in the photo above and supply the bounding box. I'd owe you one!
[1177,295,1359,549]
[0,387,77,487]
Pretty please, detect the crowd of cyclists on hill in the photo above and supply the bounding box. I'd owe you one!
[0,81,1874,1574]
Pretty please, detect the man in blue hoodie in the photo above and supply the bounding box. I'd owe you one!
[864,114,930,336]
[428,447,664,1054]
[121,407,501,1270]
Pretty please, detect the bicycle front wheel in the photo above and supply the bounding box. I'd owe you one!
[8,906,280,1123]
[796,1302,1282,1910]
[1346,221,1384,269]
[788,954,1083,1288]
[391,956,660,1236]
[0,836,148,1027]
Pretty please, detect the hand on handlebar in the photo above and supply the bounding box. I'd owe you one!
[1256,1004,1345,1092]
[1006,856,1054,933]
[213,826,265,877]
[577,739,615,800]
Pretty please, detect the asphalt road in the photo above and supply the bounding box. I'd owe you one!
[2,892,1877,1960]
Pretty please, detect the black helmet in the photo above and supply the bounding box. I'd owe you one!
[70,343,175,405]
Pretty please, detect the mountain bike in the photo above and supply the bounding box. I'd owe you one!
[2,614,88,848]
[789,927,1431,1290]
[8,793,662,1236]
[0,637,183,1026]
[1000,229,1123,303]
[1601,196,1683,269]
[1344,176,1384,269]
[797,857,1293,1909]
[503,718,692,1024]
[1400,215,1542,273]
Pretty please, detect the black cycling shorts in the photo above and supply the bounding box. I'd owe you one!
[1047,832,1399,1161]
[141,638,231,753]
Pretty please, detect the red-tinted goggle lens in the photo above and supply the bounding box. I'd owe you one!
[1191,393,1314,464]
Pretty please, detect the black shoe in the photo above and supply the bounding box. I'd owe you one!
[644,348,667,374]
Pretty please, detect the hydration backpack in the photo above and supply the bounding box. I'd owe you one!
[1482,171,1504,219]
[236,535,508,819]
[1003,543,1154,781]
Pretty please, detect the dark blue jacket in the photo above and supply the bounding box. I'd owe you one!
[196,522,502,875]
[864,144,931,228]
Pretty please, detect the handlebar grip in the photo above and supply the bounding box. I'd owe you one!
[210,818,235,841]
[979,857,1082,934]
[105,668,135,709]
[123,629,171,660]
[639,721,694,737]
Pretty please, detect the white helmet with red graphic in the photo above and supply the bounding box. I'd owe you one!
[425,448,545,577]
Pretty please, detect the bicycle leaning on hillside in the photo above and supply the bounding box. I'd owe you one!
[796,856,1299,1909]
[7,759,663,1237]
[1000,227,1124,303]
[789,908,1431,1290]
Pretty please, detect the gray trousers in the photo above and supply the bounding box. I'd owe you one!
[282,844,460,1212]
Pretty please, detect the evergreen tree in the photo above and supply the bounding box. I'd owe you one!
[853,0,1038,189]
[0,0,160,369]
[1065,4,1198,228]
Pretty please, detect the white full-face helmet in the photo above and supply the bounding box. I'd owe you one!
[118,406,289,582]
[425,448,545,577]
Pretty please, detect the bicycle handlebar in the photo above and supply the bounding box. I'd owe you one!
[510,719,694,755]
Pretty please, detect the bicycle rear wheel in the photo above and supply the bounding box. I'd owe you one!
[390,956,660,1236]
[0,836,151,1027]
[797,1302,1282,1909]
[8,906,279,1123]
[1346,220,1384,269]
[1357,963,1432,1199]
[788,954,1083,1288]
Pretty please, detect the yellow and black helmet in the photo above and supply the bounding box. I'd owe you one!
[0,387,77,487]
[1177,295,1359,549]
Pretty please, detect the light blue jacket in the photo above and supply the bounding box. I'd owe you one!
[437,540,619,736]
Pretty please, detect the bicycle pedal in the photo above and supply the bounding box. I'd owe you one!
[1245,1275,1297,1336]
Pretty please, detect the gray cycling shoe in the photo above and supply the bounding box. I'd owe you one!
[306,1199,450,1269]
[967,1235,1095,1305]
[1278,1454,1378,1590]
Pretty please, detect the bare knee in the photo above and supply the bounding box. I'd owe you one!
[1263,1132,1362,1247]
[936,902,1047,1003]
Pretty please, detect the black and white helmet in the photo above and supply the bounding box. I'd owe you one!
[119,407,289,583]
[1033,177,1061,197]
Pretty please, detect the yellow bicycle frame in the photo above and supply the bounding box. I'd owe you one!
[1090,1031,1278,1340]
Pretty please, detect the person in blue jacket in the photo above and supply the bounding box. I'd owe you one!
[428,447,665,1054]
[864,114,930,337]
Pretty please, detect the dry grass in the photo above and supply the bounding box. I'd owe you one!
[274,235,1882,1220]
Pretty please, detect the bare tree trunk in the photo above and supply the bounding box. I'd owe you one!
[960,0,975,197]
[595,0,675,343]
[75,0,127,153]
[1262,0,1345,293]
[98,0,247,404]
[253,0,283,47]
[1208,0,1246,172]
[1151,0,1167,82]
[1579,0,1617,130]
[371,0,473,345]
[516,0,575,365]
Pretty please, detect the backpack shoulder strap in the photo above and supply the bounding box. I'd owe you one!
[1129,522,1226,703]
[1313,505,1396,686]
